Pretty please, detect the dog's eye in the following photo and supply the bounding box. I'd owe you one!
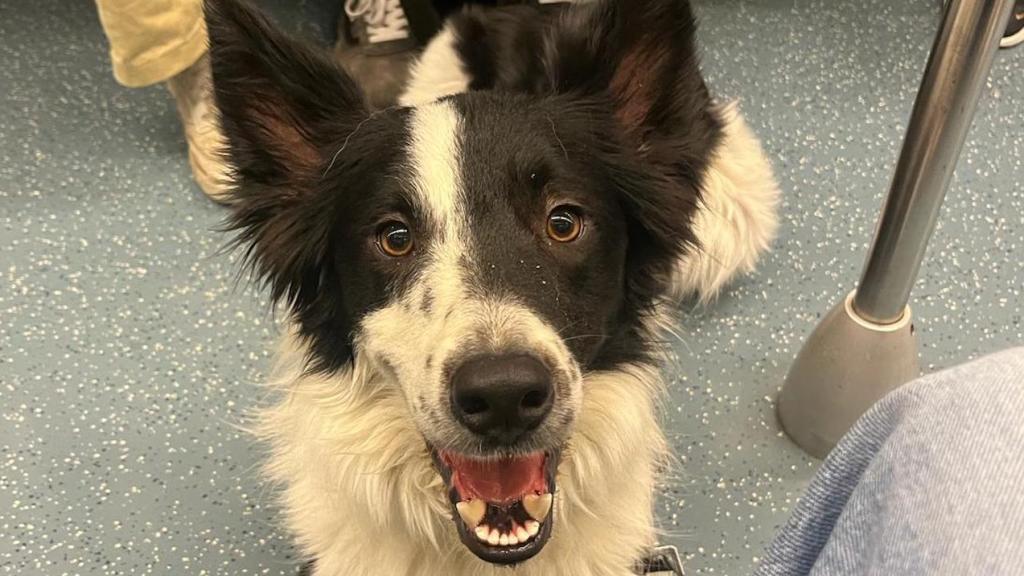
[378,222,414,257]
[546,207,583,243]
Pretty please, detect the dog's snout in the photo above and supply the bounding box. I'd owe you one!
[450,354,554,441]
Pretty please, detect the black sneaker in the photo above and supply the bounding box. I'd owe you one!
[1002,0,1024,48]
[336,0,433,108]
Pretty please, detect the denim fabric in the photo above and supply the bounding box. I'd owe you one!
[754,347,1024,576]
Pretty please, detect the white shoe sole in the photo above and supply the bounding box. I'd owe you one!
[1000,23,1024,48]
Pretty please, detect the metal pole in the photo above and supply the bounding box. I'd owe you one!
[853,0,1014,324]
[777,0,1012,459]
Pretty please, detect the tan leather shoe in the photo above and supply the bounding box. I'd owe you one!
[166,53,232,204]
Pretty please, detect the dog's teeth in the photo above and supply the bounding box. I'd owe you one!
[525,520,540,536]
[456,499,486,529]
[487,528,500,546]
[507,532,519,546]
[522,493,553,522]
[515,525,530,542]
[499,533,509,546]
[475,525,490,541]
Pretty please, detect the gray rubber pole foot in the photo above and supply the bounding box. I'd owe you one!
[778,291,920,458]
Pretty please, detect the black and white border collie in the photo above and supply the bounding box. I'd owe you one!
[204,0,778,573]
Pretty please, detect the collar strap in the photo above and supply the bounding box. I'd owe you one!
[635,545,685,575]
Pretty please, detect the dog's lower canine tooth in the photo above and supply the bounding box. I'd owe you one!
[456,500,486,529]
[522,493,552,522]
[525,520,540,536]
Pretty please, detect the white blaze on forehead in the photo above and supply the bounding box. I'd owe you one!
[407,102,464,232]
[406,100,471,315]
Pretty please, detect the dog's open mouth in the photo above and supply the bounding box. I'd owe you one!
[432,449,559,565]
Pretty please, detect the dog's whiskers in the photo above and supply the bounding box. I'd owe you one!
[560,333,607,343]
[556,319,588,336]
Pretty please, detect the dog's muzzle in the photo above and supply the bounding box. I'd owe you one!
[431,353,562,564]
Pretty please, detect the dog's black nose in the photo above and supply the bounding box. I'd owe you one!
[451,354,554,441]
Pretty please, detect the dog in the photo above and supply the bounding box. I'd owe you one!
[203,0,779,573]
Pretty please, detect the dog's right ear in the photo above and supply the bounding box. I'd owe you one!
[204,0,367,193]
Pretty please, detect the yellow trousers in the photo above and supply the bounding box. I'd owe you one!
[95,0,207,87]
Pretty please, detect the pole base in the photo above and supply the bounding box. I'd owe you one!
[778,291,919,458]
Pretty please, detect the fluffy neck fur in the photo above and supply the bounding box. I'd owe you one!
[258,333,668,576]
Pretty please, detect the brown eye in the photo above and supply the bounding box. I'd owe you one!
[547,207,583,243]
[378,222,414,257]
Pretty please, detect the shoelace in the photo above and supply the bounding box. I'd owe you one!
[345,0,410,43]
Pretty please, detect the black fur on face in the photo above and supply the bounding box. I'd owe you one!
[446,90,686,371]
[206,0,721,374]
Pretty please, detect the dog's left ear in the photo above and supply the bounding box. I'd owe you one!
[541,0,718,170]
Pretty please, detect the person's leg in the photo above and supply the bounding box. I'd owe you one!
[755,347,1024,576]
[95,0,228,202]
[95,0,207,87]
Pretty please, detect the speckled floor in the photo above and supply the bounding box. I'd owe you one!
[1,0,1021,575]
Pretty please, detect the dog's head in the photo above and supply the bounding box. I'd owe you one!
[206,0,717,565]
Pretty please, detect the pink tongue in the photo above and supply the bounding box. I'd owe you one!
[446,453,546,503]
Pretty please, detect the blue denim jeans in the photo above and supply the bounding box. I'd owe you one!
[754,347,1024,576]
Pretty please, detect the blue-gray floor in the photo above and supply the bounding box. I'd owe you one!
[1,0,1021,574]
